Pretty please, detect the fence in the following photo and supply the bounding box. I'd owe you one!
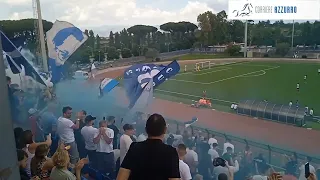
[164,117,320,172]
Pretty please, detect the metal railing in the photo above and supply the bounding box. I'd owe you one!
[164,117,320,171]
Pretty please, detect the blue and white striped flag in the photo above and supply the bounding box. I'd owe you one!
[1,31,46,86]
[99,78,119,97]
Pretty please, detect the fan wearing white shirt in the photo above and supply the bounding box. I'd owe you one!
[57,106,80,164]
[223,139,234,154]
[120,124,135,164]
[81,115,98,167]
[93,120,114,175]
[208,143,219,161]
[184,142,198,176]
[208,134,218,149]
[177,144,192,180]
[298,157,316,180]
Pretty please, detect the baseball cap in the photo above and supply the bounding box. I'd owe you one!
[85,115,96,122]
[123,124,134,131]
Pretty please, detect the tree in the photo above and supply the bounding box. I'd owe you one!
[88,30,95,49]
[96,34,101,50]
[114,32,121,49]
[276,42,290,57]
[107,46,120,60]
[109,31,114,47]
[145,48,159,59]
[226,44,241,56]
[121,48,132,58]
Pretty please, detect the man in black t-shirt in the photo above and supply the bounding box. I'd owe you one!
[107,116,120,149]
[117,113,180,180]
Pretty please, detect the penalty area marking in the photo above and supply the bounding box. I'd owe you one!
[240,70,266,77]
[155,89,236,104]
[170,66,280,85]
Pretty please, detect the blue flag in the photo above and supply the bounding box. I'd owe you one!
[1,31,46,86]
[123,60,180,109]
[46,20,88,83]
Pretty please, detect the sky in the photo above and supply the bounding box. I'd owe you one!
[0,0,227,36]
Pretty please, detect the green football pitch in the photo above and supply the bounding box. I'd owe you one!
[153,60,320,120]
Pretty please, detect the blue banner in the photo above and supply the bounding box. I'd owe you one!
[1,31,46,86]
[123,60,180,108]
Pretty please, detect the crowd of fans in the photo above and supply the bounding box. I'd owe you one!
[4,74,320,180]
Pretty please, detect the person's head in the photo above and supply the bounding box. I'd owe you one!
[34,144,50,159]
[52,149,70,169]
[123,124,135,136]
[31,144,50,173]
[85,115,96,126]
[226,138,231,143]
[226,146,233,154]
[6,76,11,85]
[245,145,250,151]
[177,144,187,159]
[17,149,28,169]
[14,127,23,140]
[307,156,312,163]
[212,143,218,149]
[218,173,228,180]
[79,110,87,120]
[20,130,33,148]
[62,106,72,119]
[107,116,115,125]
[210,134,215,138]
[99,120,107,128]
[145,113,167,138]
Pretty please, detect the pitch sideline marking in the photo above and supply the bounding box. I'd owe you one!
[155,89,236,104]
[170,66,280,85]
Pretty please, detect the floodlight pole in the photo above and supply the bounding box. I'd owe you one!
[0,31,21,180]
[36,0,48,72]
[291,20,295,49]
[244,20,248,58]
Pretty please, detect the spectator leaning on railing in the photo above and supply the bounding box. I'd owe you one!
[117,113,180,180]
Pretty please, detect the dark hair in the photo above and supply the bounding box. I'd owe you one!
[226,147,233,152]
[31,144,49,176]
[212,143,218,148]
[62,106,72,114]
[307,156,312,162]
[107,116,115,122]
[6,76,11,82]
[14,127,23,139]
[145,113,166,137]
[81,110,87,116]
[19,130,33,148]
[17,149,28,161]
[218,173,228,180]
[177,144,186,151]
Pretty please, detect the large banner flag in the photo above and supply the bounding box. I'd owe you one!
[46,20,88,83]
[123,60,180,109]
[1,31,46,86]
[99,78,119,97]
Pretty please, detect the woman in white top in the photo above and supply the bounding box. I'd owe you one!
[20,130,52,177]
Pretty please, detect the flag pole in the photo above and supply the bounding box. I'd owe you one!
[36,0,48,72]
[0,30,21,179]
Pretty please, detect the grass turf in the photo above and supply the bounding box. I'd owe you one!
[152,60,320,128]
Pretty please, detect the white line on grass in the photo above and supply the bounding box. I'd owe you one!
[170,66,280,85]
[155,89,236,104]
[176,67,232,76]
[240,70,266,77]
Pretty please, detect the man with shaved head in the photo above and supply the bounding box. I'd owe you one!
[117,113,180,180]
